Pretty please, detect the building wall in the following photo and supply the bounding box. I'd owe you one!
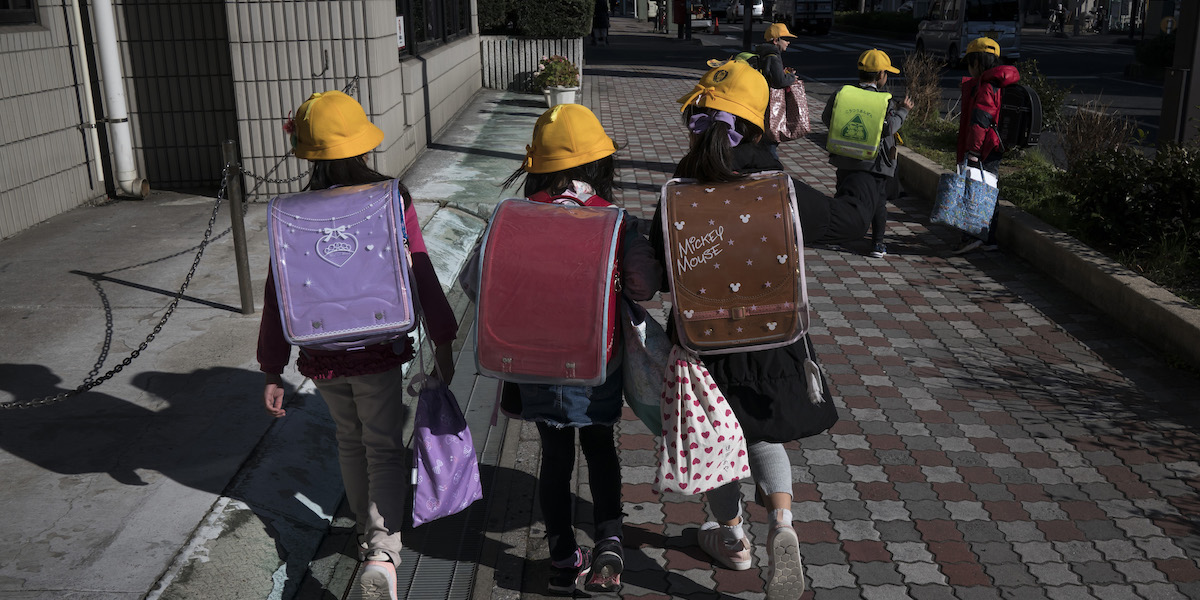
[117,0,238,190]
[0,0,482,239]
[224,0,483,200]
[0,0,101,240]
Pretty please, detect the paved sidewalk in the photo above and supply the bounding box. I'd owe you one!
[1,13,1198,600]
[458,16,1200,600]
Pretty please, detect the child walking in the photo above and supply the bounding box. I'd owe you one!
[257,90,458,600]
[469,104,660,595]
[951,36,1020,255]
[820,49,913,258]
[654,60,838,600]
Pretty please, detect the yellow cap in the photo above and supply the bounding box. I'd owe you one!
[764,22,797,40]
[857,48,900,74]
[677,60,770,131]
[523,104,617,174]
[293,91,384,160]
[965,36,1001,56]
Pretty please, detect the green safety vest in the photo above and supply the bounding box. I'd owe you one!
[826,85,891,160]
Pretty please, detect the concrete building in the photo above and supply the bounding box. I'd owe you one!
[0,0,480,240]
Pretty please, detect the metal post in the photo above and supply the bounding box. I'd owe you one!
[221,140,256,315]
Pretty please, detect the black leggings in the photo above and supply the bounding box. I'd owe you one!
[821,170,888,246]
[536,422,624,561]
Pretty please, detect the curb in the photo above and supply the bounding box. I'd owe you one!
[896,147,1200,371]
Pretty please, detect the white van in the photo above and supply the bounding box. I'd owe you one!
[916,0,1021,66]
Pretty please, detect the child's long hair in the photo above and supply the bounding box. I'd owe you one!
[673,106,762,182]
[501,155,617,202]
[305,155,413,208]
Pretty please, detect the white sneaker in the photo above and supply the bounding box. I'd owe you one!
[350,551,397,600]
[765,524,805,599]
[951,238,983,255]
[697,522,752,570]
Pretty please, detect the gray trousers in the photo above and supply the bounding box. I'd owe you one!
[316,366,410,565]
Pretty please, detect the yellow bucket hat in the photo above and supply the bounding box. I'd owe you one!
[677,60,770,131]
[293,90,384,160]
[764,22,797,40]
[858,48,900,74]
[965,36,1001,56]
[523,104,617,174]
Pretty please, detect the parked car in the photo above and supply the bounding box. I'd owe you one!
[916,0,1021,67]
[727,0,764,23]
[710,0,731,19]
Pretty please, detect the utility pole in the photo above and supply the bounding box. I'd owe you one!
[1160,0,1199,143]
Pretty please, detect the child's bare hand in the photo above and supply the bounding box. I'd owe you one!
[263,374,286,418]
[902,96,914,110]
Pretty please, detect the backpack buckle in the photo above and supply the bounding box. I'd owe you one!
[731,306,748,320]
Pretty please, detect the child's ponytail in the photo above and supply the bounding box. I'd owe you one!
[674,107,759,182]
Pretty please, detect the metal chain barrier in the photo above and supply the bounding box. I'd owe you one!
[4,75,364,408]
[3,168,234,409]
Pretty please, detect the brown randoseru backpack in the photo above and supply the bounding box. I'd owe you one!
[996,83,1042,150]
[661,171,809,355]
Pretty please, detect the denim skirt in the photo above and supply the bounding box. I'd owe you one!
[517,365,624,428]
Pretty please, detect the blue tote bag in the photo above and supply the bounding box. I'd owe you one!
[931,164,999,238]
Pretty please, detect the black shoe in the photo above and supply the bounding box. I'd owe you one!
[585,539,624,593]
[547,547,592,596]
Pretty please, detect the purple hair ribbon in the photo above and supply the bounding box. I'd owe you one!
[687,111,743,147]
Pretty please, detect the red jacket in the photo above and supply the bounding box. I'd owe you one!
[957,65,1021,163]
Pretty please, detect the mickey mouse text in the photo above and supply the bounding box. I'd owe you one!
[677,226,725,273]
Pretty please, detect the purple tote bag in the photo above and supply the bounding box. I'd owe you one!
[411,375,483,527]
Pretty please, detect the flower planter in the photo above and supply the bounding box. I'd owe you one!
[543,85,581,107]
[479,36,585,93]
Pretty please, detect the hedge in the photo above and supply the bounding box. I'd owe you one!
[478,0,593,38]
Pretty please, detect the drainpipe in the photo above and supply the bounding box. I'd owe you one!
[90,0,149,198]
[68,0,105,193]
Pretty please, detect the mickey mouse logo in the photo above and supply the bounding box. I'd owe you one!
[767,322,778,331]
[683,309,695,318]
[777,254,788,264]
[705,187,716,193]
[674,221,686,230]
[730,283,741,292]
[739,214,751,223]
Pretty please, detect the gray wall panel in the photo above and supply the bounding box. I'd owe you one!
[0,0,98,239]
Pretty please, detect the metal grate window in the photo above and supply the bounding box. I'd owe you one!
[0,0,38,26]
[396,0,471,58]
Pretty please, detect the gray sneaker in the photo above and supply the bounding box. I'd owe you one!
[765,523,805,599]
[697,522,751,570]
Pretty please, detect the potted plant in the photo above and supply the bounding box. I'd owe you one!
[534,55,581,107]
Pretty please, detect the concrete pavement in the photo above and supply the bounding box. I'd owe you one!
[1,14,1198,600]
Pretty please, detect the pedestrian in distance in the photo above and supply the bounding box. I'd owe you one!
[653,59,838,600]
[257,90,458,600]
[820,48,912,259]
[465,104,661,595]
[951,36,1020,255]
[754,22,799,159]
[592,0,611,46]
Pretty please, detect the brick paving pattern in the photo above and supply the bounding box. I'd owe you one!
[488,17,1200,600]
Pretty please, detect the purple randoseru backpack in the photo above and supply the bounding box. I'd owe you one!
[411,376,483,527]
[267,180,415,351]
